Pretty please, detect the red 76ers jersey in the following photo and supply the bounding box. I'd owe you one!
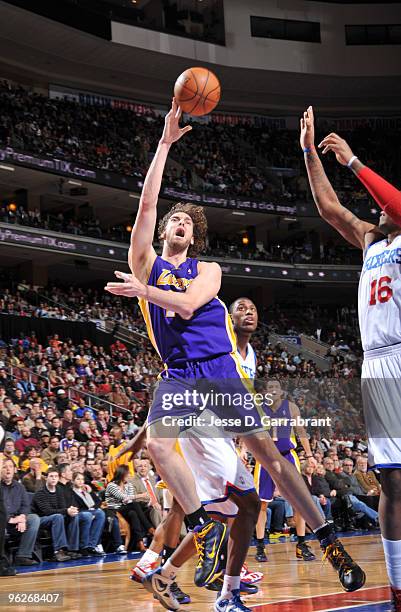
[358,235,401,351]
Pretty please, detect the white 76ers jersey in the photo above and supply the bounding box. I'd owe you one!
[359,235,401,351]
[237,343,257,378]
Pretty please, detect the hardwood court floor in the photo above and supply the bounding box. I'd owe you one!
[0,535,390,612]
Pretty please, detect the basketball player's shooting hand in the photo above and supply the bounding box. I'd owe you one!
[318,133,355,165]
[160,97,192,146]
[105,271,146,298]
[300,106,315,150]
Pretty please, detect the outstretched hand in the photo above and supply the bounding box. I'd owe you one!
[300,106,315,150]
[160,97,192,145]
[318,133,355,166]
[105,271,147,298]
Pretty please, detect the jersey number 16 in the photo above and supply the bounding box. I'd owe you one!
[369,275,393,305]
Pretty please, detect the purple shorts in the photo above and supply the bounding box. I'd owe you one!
[254,449,300,502]
[147,352,264,435]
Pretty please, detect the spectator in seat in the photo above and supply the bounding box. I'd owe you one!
[14,426,40,454]
[49,417,64,438]
[355,457,381,499]
[1,459,40,566]
[131,458,163,527]
[302,461,332,520]
[107,384,129,409]
[41,436,60,466]
[55,389,69,412]
[31,468,81,562]
[18,446,48,474]
[75,422,91,444]
[88,463,107,493]
[0,438,19,466]
[22,458,46,493]
[60,428,77,452]
[96,409,110,435]
[107,426,134,481]
[39,430,51,451]
[105,465,154,552]
[61,409,79,433]
[31,417,48,440]
[0,455,17,575]
[323,457,378,528]
[87,420,102,443]
[68,446,79,462]
[71,472,105,556]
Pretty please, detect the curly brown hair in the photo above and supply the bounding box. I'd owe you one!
[158,203,208,257]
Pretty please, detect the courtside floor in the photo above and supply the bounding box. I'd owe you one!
[0,532,391,611]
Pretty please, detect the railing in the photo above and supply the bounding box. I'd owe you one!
[265,329,331,372]
[17,283,147,348]
[6,364,134,418]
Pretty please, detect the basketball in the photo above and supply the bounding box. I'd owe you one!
[174,67,221,116]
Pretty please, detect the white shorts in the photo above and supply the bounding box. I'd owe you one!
[179,434,255,518]
[362,342,401,469]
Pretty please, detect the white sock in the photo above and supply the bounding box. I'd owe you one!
[137,549,159,567]
[221,575,241,599]
[161,559,180,581]
[382,537,401,589]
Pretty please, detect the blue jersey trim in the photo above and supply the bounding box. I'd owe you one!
[201,486,256,505]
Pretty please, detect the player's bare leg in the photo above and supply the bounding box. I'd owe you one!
[255,501,268,562]
[131,500,185,582]
[379,469,401,610]
[147,434,202,515]
[244,433,365,591]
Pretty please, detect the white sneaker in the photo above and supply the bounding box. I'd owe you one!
[130,559,159,583]
[116,545,127,554]
[95,545,106,555]
[214,589,251,611]
[142,568,180,611]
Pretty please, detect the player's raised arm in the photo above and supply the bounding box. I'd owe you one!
[319,131,401,227]
[129,98,192,281]
[300,106,377,249]
[105,261,222,320]
[115,424,147,459]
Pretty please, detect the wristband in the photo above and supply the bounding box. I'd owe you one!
[303,147,312,153]
[347,155,358,168]
[305,454,313,458]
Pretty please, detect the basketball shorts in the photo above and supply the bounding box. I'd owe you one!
[147,352,265,435]
[254,449,300,503]
[362,342,401,469]
[179,434,256,518]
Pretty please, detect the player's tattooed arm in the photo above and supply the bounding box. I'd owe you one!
[300,107,375,249]
[129,98,192,282]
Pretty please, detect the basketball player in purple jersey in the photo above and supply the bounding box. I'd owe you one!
[301,105,401,611]
[105,99,365,599]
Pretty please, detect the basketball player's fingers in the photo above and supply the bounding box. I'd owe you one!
[308,105,314,121]
[175,104,182,119]
[321,145,334,155]
[300,118,305,131]
[180,126,192,135]
[318,137,336,148]
[114,270,131,281]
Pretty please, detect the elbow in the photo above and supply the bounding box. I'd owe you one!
[178,305,194,320]
[177,298,195,320]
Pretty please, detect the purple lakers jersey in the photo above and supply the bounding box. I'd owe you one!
[138,256,236,366]
[263,399,296,453]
